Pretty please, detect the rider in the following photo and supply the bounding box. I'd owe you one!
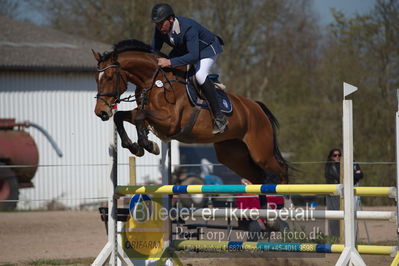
[150,3,228,134]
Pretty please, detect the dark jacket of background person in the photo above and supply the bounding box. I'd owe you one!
[325,160,363,185]
[324,148,364,237]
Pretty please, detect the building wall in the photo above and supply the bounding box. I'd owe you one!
[0,71,177,210]
[0,71,95,92]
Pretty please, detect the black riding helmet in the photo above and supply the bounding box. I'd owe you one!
[151,3,175,23]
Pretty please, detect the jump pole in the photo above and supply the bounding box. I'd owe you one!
[159,141,174,265]
[116,184,395,197]
[186,208,396,221]
[336,82,366,266]
[173,240,398,256]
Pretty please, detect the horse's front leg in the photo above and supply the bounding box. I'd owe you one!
[114,110,144,157]
[135,111,160,155]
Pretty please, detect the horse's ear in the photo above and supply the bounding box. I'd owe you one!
[92,49,101,62]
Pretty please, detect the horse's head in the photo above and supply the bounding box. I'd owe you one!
[93,40,181,122]
[92,50,128,121]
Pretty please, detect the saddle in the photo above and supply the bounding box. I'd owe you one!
[170,67,232,141]
[185,67,233,114]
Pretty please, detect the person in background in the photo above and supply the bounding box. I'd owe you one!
[235,178,267,241]
[200,158,223,185]
[324,148,364,237]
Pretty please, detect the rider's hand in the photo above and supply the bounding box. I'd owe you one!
[157,58,171,68]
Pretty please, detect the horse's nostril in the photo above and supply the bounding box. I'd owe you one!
[100,111,109,121]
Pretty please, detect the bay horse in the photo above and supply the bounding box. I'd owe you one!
[93,39,288,184]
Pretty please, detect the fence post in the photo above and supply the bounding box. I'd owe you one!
[336,82,366,266]
[91,122,133,266]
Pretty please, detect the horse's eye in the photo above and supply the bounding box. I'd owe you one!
[107,76,113,81]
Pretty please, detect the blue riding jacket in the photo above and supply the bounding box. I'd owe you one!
[151,16,223,67]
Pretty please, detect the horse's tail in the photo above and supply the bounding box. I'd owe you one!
[255,101,289,169]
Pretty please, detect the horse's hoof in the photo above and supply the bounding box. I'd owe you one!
[133,143,145,157]
[151,142,160,155]
[125,142,144,157]
[135,147,145,157]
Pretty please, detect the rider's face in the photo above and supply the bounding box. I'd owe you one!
[156,17,173,34]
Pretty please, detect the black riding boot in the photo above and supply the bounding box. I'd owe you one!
[200,77,228,134]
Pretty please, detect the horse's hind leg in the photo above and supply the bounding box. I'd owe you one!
[243,131,288,184]
[214,140,267,184]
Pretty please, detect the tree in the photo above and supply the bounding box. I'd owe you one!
[0,0,20,18]
[31,0,160,44]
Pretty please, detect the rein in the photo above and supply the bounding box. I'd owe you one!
[138,67,186,109]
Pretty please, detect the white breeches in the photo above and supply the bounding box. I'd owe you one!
[194,55,218,85]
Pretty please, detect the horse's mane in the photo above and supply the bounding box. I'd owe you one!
[100,39,167,63]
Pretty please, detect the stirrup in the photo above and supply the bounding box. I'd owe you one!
[212,115,228,134]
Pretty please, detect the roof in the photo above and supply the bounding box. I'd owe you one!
[0,16,112,72]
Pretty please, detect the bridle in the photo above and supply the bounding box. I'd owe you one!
[95,63,129,108]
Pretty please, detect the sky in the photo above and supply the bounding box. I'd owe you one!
[16,0,377,26]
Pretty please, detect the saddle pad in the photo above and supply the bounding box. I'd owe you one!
[185,79,233,114]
